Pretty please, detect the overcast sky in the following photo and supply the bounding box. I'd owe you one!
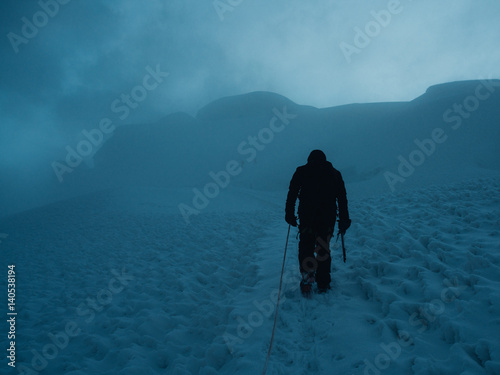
[1,0,500,167]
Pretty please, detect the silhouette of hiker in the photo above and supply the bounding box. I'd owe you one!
[285,150,351,295]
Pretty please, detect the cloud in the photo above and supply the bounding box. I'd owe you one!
[0,0,499,165]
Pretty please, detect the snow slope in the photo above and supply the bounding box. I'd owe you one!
[1,80,500,374]
[85,80,500,194]
[1,176,500,374]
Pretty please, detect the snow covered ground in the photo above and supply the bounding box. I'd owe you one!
[2,175,500,374]
[1,80,499,374]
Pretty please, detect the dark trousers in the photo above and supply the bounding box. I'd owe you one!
[298,224,333,289]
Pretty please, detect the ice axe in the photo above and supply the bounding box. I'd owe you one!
[341,232,346,263]
[336,230,347,263]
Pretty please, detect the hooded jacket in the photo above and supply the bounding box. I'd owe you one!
[286,150,349,227]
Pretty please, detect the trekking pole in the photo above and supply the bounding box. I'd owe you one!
[262,224,290,375]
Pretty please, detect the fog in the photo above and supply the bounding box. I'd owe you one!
[1,0,500,217]
[1,3,500,373]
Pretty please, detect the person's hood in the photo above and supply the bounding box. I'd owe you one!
[307,150,327,163]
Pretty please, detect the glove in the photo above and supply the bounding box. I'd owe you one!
[285,212,298,227]
[338,219,351,234]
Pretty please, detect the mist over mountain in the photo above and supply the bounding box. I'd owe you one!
[3,2,500,373]
[1,79,499,218]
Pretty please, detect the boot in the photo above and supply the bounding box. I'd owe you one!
[300,271,315,297]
